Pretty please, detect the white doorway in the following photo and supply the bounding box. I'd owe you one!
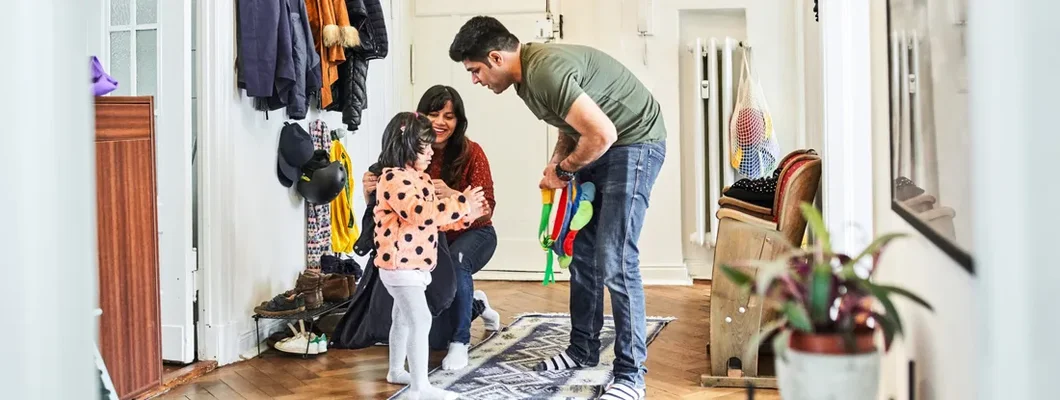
[101,0,197,364]
[410,2,558,278]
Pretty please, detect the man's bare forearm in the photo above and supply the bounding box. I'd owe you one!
[550,132,577,164]
[559,131,612,172]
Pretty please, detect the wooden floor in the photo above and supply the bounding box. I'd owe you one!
[154,281,780,399]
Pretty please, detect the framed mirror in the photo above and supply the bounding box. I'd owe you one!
[886,0,974,273]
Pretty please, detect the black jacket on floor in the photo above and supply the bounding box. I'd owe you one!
[330,180,463,350]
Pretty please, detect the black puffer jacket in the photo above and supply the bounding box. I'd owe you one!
[325,0,389,131]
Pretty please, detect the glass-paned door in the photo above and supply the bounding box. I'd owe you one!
[107,0,158,98]
[104,0,197,364]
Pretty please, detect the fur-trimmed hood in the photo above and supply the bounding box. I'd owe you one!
[305,0,361,108]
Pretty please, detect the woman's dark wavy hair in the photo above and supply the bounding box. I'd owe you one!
[376,112,436,171]
[417,85,470,188]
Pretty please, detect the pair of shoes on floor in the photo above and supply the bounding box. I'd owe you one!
[320,254,360,303]
[255,268,325,316]
[321,273,357,303]
[278,268,325,310]
[254,292,306,317]
[321,254,364,279]
[274,320,328,355]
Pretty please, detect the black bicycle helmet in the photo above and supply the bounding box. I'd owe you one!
[297,158,348,204]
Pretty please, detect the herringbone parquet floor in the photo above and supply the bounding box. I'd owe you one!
[155,280,779,399]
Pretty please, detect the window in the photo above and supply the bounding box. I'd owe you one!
[107,0,158,97]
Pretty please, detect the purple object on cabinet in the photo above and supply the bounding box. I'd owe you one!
[92,56,119,96]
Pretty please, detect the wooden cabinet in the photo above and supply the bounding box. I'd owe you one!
[95,96,162,399]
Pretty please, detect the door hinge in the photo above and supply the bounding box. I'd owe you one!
[192,289,199,325]
[700,80,710,99]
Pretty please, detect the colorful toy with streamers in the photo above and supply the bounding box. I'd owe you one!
[538,179,596,285]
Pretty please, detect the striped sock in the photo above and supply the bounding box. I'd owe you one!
[533,352,583,372]
[599,383,645,400]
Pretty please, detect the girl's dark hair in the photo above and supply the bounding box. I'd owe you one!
[417,85,470,188]
[376,112,436,170]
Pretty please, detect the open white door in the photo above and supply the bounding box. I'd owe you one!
[157,0,196,363]
[411,3,553,276]
[102,0,195,363]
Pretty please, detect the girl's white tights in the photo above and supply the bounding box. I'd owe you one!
[384,284,459,400]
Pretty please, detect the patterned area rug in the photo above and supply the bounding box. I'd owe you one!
[389,313,675,400]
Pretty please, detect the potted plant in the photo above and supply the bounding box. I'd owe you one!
[720,202,933,400]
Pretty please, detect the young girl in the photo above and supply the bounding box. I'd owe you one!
[374,112,486,400]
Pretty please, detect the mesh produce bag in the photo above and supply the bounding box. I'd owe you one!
[729,49,781,178]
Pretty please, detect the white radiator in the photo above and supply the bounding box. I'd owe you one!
[689,37,744,247]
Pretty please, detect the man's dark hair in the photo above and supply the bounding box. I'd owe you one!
[448,16,520,65]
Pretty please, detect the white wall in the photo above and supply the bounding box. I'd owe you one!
[969,0,1060,398]
[196,0,408,364]
[869,1,975,399]
[556,0,801,279]
[3,0,97,397]
[495,0,799,281]
[801,0,823,153]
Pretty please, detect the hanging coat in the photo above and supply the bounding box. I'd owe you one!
[324,0,389,130]
[305,0,361,108]
[236,0,321,120]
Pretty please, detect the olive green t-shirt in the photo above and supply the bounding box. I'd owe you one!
[514,42,666,146]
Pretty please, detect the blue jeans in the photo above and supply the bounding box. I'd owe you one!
[565,141,665,389]
[447,225,498,344]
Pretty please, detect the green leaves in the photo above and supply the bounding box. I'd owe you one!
[875,284,934,312]
[773,329,793,362]
[800,202,830,253]
[754,258,792,297]
[782,301,813,332]
[719,265,754,287]
[745,317,788,365]
[809,264,833,324]
[856,279,934,350]
[841,232,908,277]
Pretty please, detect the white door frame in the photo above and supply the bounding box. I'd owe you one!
[819,0,874,254]
[96,0,197,363]
[194,0,239,364]
[157,0,197,364]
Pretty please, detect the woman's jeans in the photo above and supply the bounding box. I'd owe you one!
[446,225,498,344]
[564,141,665,389]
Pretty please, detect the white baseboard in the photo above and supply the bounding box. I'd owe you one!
[477,264,692,286]
[236,319,287,362]
[685,258,714,280]
[202,319,287,366]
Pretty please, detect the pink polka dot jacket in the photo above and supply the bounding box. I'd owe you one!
[372,167,475,271]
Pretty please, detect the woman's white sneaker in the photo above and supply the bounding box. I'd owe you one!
[474,290,501,331]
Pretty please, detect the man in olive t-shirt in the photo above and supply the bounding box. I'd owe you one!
[449,16,666,398]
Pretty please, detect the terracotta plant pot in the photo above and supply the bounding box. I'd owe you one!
[789,330,877,354]
[776,330,881,400]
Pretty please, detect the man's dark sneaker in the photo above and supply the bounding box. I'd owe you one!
[254,293,305,317]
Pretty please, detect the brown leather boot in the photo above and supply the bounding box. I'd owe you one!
[293,268,324,310]
[346,274,358,295]
[321,273,351,302]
